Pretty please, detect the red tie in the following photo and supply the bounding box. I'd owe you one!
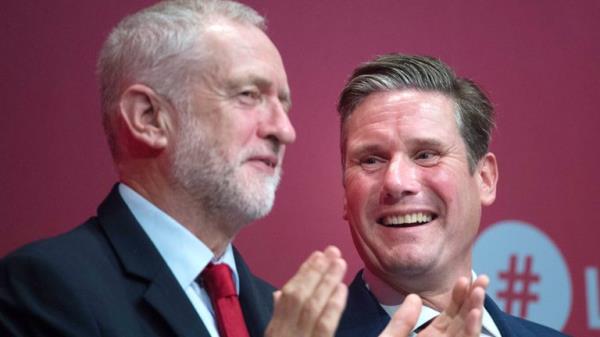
[201,263,250,337]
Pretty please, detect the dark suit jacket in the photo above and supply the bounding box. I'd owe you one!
[0,186,275,337]
[336,271,569,337]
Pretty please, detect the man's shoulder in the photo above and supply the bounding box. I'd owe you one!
[1,185,137,273]
[3,216,103,257]
[0,217,112,281]
[0,218,119,336]
[485,296,570,337]
[500,313,570,337]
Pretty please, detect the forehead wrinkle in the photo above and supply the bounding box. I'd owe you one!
[226,74,269,87]
[405,137,445,151]
[230,74,288,94]
[344,114,454,164]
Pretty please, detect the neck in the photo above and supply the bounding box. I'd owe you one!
[364,264,472,311]
[120,171,238,257]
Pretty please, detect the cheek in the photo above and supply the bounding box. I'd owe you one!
[231,123,255,149]
[222,124,256,160]
[344,173,387,251]
[344,182,364,218]
[344,178,368,223]
[344,172,378,212]
[422,168,458,207]
[424,167,481,235]
[219,108,258,146]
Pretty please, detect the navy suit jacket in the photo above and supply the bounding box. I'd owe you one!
[0,186,274,337]
[336,271,569,337]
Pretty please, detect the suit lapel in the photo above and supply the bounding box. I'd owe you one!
[337,270,389,337]
[234,247,275,337]
[484,295,535,337]
[143,270,211,337]
[97,185,210,337]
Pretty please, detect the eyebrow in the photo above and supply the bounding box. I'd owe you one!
[347,137,445,157]
[346,143,386,158]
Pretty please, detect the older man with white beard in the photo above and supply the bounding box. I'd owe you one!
[0,1,348,336]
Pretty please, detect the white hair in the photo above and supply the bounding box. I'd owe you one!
[97,0,266,159]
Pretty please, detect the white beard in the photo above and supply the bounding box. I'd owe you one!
[171,115,281,226]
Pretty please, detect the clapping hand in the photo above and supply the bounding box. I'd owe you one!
[265,246,348,337]
[379,275,489,337]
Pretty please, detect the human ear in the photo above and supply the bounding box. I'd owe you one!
[477,152,498,206]
[118,84,171,150]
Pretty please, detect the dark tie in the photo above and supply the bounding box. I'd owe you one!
[201,263,250,337]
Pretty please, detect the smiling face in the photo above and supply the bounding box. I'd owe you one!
[342,89,497,290]
[170,19,296,228]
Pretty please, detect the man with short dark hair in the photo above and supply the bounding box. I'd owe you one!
[335,54,568,337]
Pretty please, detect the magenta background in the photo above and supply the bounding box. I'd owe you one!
[2,1,599,335]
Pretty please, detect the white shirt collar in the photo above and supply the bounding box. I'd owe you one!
[118,183,240,292]
[364,269,501,337]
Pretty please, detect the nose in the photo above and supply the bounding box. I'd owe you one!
[258,99,296,145]
[381,156,420,204]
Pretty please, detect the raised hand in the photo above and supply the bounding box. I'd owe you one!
[265,246,348,337]
[379,275,489,337]
[420,275,489,337]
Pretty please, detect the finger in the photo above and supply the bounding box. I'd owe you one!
[444,275,488,322]
[456,276,487,325]
[464,308,483,337]
[466,286,485,318]
[311,283,348,337]
[270,251,332,329]
[297,257,347,333]
[445,283,486,337]
[472,283,485,304]
[446,277,470,317]
[378,294,422,337]
[471,275,489,291]
[428,276,469,333]
[323,245,342,259]
[430,275,482,335]
[273,290,282,305]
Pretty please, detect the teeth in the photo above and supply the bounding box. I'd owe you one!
[383,212,433,226]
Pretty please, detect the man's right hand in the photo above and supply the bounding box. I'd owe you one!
[265,246,348,337]
[379,275,489,337]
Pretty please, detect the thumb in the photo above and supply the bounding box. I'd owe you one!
[378,294,422,337]
[273,290,282,305]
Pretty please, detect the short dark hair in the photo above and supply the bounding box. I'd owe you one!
[337,53,494,172]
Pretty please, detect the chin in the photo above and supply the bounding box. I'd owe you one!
[375,249,436,277]
[236,185,277,221]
